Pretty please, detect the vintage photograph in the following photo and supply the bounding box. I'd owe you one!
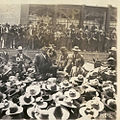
[0,2,117,120]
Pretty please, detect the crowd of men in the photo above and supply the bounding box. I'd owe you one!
[0,44,117,119]
[0,22,116,52]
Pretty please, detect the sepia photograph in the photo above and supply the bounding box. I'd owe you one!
[0,0,118,119]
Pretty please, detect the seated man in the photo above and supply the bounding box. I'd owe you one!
[33,48,57,78]
[70,59,85,77]
[58,47,68,71]
[16,46,32,70]
[64,46,84,74]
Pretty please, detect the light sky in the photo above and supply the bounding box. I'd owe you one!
[0,0,119,7]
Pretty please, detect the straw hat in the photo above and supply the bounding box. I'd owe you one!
[79,106,99,119]
[109,47,116,52]
[47,77,57,84]
[60,80,72,89]
[89,78,100,87]
[106,99,116,112]
[0,92,6,102]
[6,103,23,115]
[47,83,60,92]
[26,85,41,96]
[86,98,104,112]
[52,91,64,101]
[72,46,81,52]
[1,99,10,111]
[61,97,77,108]
[27,106,40,119]
[17,46,23,51]
[42,94,52,102]
[35,97,48,109]
[60,47,67,52]
[35,109,49,120]
[9,76,18,82]
[64,88,80,100]
[19,93,34,106]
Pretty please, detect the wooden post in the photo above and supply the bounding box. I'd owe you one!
[105,5,111,33]
[79,5,85,28]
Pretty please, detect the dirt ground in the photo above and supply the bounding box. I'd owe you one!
[1,49,109,63]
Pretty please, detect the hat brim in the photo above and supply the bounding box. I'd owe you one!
[26,85,41,96]
[86,100,104,112]
[19,95,34,106]
[35,110,49,120]
[0,103,5,109]
[6,106,23,115]
[60,82,72,89]
[27,107,37,118]
[47,85,60,91]
[72,49,81,52]
[61,101,77,108]
[79,107,99,118]
[52,92,64,100]
[35,102,48,109]
[42,95,53,101]
[103,100,116,112]
[64,91,80,99]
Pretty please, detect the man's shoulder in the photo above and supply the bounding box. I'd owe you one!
[68,53,73,59]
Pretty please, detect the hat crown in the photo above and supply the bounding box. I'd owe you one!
[17,46,23,50]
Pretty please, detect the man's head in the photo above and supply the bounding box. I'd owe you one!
[60,47,67,55]
[72,46,81,54]
[17,46,23,54]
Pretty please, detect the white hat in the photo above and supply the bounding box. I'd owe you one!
[17,46,23,51]
[110,47,116,52]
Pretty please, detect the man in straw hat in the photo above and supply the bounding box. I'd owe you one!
[16,46,32,63]
[64,46,84,74]
[108,47,116,59]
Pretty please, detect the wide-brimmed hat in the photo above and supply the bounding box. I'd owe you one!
[60,80,72,89]
[102,87,115,99]
[64,88,80,99]
[47,77,57,84]
[52,91,64,101]
[89,78,100,87]
[70,76,83,86]
[57,71,69,77]
[35,109,49,120]
[1,99,11,111]
[17,46,23,51]
[61,97,77,108]
[83,86,99,101]
[79,106,99,119]
[105,99,116,112]
[27,106,40,119]
[19,93,34,106]
[0,92,6,102]
[48,106,70,120]
[26,85,41,96]
[35,97,48,109]
[42,94,52,101]
[6,103,23,115]
[23,77,35,84]
[60,47,67,52]
[72,46,81,52]
[109,47,116,52]
[9,76,18,82]
[47,83,60,92]
[86,98,104,112]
